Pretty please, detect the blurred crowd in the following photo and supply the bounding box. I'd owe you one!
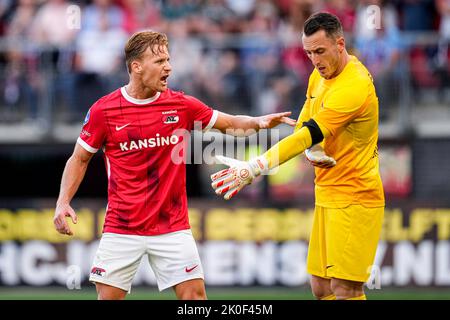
[0,0,448,126]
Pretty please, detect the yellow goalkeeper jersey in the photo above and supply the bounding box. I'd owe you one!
[296,55,385,208]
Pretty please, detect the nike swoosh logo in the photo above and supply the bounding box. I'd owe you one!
[115,123,131,131]
[326,265,334,269]
[309,96,316,99]
[185,265,198,273]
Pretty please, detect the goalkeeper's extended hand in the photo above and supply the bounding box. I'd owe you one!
[211,155,269,200]
[304,144,336,169]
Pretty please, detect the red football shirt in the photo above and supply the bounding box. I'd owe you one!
[77,87,217,235]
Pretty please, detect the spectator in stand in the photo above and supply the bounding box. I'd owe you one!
[66,0,127,122]
[225,0,256,19]
[258,66,301,117]
[435,0,450,98]
[0,0,14,37]
[278,0,317,89]
[201,0,240,34]
[3,0,41,122]
[82,0,124,32]
[323,0,356,33]
[243,0,280,34]
[165,18,203,93]
[354,0,403,120]
[397,1,441,98]
[216,49,252,113]
[30,0,79,122]
[74,8,128,121]
[161,0,201,21]
[398,0,437,31]
[120,0,163,35]
[436,0,450,39]
[31,0,78,48]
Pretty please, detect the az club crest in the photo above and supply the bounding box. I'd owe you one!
[163,115,179,124]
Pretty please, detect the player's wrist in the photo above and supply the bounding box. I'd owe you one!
[254,116,263,130]
[248,155,269,176]
[56,200,67,207]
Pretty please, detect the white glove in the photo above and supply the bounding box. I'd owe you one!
[304,144,336,168]
[211,155,269,200]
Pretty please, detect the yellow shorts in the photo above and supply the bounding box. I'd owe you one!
[307,204,384,282]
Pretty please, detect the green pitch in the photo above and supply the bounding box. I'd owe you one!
[0,286,450,300]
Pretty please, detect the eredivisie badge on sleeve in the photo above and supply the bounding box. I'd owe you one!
[83,109,91,126]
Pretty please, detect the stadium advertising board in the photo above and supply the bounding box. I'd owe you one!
[0,204,449,288]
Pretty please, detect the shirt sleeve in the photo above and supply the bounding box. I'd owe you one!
[294,99,311,133]
[183,94,218,131]
[295,71,317,133]
[313,82,369,136]
[77,102,107,153]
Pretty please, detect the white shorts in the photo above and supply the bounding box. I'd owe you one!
[89,229,204,292]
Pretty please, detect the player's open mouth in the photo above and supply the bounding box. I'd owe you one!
[161,75,169,85]
[318,67,326,72]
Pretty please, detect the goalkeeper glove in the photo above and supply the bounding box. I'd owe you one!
[304,144,336,168]
[211,155,269,200]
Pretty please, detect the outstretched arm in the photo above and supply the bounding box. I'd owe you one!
[211,120,331,200]
[263,119,332,168]
[53,143,94,235]
[212,111,296,136]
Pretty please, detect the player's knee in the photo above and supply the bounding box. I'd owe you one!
[174,279,207,300]
[310,276,333,300]
[311,288,334,300]
[96,283,127,300]
[310,284,325,300]
[330,279,364,300]
[177,287,207,300]
[97,291,126,300]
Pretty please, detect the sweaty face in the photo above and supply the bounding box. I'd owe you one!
[302,30,343,79]
[136,45,172,93]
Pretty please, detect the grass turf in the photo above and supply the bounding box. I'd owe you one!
[0,286,449,300]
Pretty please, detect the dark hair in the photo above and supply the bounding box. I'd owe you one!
[125,30,169,73]
[303,12,343,39]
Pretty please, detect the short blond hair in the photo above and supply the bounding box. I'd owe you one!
[125,30,169,73]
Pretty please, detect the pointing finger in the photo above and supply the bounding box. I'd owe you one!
[274,111,292,117]
[280,117,297,126]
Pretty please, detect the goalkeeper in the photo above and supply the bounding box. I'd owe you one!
[211,12,385,300]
